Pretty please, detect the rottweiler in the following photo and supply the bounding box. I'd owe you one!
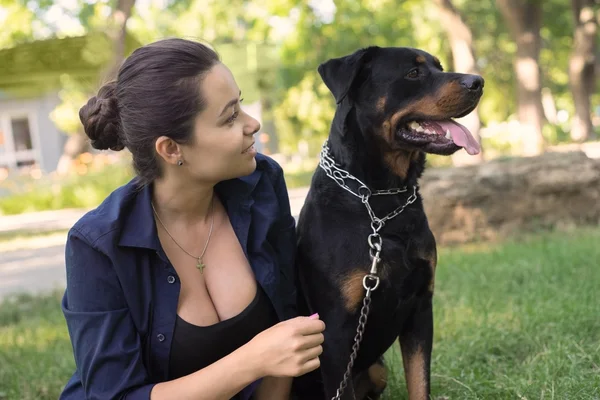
[292,46,483,400]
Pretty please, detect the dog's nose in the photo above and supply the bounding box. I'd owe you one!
[460,75,484,91]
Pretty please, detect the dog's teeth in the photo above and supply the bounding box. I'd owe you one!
[445,129,451,139]
[415,126,425,132]
[409,121,420,129]
[424,129,434,134]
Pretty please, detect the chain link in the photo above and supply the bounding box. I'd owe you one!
[320,140,418,242]
[319,139,419,400]
[332,283,376,400]
[319,141,410,201]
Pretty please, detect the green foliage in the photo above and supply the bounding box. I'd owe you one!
[0,0,594,156]
[0,161,135,215]
[49,75,97,135]
[2,227,600,399]
[273,0,421,154]
[0,2,36,48]
[0,157,315,215]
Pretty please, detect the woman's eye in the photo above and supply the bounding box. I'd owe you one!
[406,68,419,79]
[226,111,239,125]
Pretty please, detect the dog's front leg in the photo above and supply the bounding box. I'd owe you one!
[398,293,433,400]
[320,325,358,400]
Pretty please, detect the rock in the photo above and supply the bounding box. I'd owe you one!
[420,151,600,245]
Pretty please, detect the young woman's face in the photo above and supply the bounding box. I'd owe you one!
[179,62,261,183]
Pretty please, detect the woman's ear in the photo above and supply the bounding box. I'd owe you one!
[155,136,183,166]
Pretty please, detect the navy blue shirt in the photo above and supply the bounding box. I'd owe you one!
[60,154,298,400]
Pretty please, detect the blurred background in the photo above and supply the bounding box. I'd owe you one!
[0,1,599,399]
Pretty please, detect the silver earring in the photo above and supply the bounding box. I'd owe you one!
[177,160,184,166]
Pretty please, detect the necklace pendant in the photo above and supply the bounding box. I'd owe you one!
[196,258,205,273]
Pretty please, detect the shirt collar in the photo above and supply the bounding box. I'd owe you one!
[118,164,263,250]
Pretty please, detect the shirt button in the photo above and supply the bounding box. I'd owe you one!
[157,333,165,342]
[167,275,176,284]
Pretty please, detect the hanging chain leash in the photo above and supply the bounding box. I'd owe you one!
[319,140,417,400]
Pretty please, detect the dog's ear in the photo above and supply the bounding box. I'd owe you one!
[318,47,376,104]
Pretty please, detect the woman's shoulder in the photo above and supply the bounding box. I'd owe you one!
[69,178,141,246]
[255,152,285,187]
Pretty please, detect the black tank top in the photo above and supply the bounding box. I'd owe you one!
[168,284,279,398]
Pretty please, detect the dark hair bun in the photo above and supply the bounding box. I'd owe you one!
[79,81,125,151]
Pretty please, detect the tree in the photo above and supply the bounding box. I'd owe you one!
[55,0,137,174]
[434,0,484,165]
[0,1,37,48]
[568,0,598,142]
[273,0,419,156]
[497,0,546,156]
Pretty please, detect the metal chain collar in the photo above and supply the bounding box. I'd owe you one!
[319,140,418,400]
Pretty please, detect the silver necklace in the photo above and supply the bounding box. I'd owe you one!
[151,195,215,274]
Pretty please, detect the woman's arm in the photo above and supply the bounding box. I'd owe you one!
[150,344,261,400]
[63,229,157,399]
[253,376,293,400]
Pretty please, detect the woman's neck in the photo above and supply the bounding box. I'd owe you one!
[151,176,215,224]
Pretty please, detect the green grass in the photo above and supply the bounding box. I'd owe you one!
[383,227,600,400]
[0,228,599,399]
[0,292,73,400]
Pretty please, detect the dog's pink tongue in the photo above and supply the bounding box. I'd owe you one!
[432,120,481,155]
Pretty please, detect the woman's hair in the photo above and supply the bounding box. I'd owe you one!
[79,38,220,185]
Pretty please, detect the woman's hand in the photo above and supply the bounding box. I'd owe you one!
[246,314,325,378]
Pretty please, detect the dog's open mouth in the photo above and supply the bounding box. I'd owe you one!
[398,119,481,155]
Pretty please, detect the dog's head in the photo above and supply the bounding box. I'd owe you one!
[318,46,483,160]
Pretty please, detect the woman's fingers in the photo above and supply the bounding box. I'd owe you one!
[300,344,323,362]
[298,332,325,350]
[293,316,326,336]
[298,355,321,375]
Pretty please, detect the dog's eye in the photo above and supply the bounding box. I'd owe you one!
[405,68,419,79]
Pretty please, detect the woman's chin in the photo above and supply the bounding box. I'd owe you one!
[239,157,257,177]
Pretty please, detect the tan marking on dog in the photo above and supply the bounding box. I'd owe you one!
[415,55,426,64]
[383,150,413,179]
[377,96,387,112]
[367,362,388,393]
[340,270,366,312]
[402,344,428,400]
[432,80,466,114]
[425,248,437,294]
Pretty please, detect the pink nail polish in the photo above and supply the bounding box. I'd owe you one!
[310,313,319,319]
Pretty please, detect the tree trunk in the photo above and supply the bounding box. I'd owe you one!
[55,133,91,175]
[497,0,546,156]
[434,0,484,166]
[57,0,136,175]
[103,0,137,82]
[568,0,598,142]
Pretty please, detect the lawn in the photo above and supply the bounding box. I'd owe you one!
[0,227,599,399]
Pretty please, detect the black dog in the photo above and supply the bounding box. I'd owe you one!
[292,46,483,400]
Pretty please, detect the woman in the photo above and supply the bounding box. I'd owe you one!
[60,38,325,400]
